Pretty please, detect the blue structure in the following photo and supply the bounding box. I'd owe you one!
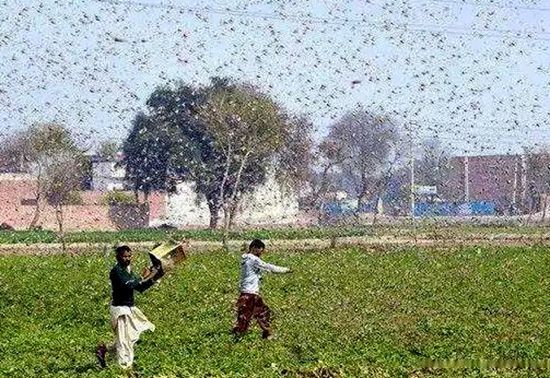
[414,201,496,217]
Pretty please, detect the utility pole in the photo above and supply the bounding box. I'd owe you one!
[409,122,415,218]
[512,156,519,214]
[464,156,470,202]
[520,153,527,212]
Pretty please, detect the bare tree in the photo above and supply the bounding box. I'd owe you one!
[199,83,289,247]
[43,151,86,252]
[305,139,348,214]
[2,123,85,230]
[415,136,452,198]
[524,147,550,219]
[324,108,401,209]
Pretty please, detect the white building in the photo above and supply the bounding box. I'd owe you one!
[90,154,301,227]
[160,174,300,227]
[91,154,126,191]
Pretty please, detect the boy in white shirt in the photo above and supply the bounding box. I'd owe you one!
[233,239,291,339]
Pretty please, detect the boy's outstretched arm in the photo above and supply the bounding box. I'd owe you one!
[257,259,291,273]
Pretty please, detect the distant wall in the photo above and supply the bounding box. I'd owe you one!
[0,174,166,231]
[445,155,527,214]
[163,176,300,227]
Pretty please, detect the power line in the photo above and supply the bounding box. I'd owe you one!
[426,0,550,12]
[395,130,542,147]
[405,132,545,145]
[427,121,549,134]
[94,0,550,41]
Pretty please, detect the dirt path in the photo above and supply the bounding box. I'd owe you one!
[1,233,550,256]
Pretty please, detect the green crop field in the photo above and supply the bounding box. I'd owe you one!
[0,227,375,245]
[1,223,550,245]
[0,246,549,377]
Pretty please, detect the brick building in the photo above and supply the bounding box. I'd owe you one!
[442,154,530,214]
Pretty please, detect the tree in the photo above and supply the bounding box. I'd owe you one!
[198,82,289,243]
[122,78,312,233]
[9,123,84,229]
[42,150,87,252]
[304,138,348,213]
[145,81,227,227]
[415,136,452,196]
[97,141,120,161]
[122,112,172,201]
[274,114,315,196]
[122,82,228,221]
[324,108,402,208]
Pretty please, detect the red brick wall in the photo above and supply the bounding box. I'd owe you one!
[0,175,166,231]
[141,192,166,221]
[0,177,38,230]
[446,155,526,214]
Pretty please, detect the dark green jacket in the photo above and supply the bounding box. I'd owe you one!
[110,263,154,307]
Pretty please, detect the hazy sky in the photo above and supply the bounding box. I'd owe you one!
[0,0,548,155]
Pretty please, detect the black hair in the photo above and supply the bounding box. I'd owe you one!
[249,239,265,250]
[115,245,131,258]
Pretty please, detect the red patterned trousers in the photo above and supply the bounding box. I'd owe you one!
[233,293,272,338]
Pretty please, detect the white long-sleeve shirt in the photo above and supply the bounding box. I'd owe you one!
[239,253,290,294]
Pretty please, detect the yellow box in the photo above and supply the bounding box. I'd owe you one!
[149,240,187,274]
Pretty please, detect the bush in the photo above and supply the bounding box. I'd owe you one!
[102,191,137,205]
[64,191,83,205]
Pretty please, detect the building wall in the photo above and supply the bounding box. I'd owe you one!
[91,161,126,191]
[162,175,300,227]
[445,155,527,214]
[0,174,166,231]
[0,174,41,230]
[237,178,300,226]
[162,182,211,227]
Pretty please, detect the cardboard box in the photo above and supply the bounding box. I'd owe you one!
[148,241,187,278]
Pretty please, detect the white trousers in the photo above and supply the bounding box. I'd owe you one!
[109,305,155,368]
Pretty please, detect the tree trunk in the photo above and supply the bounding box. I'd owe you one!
[208,201,220,229]
[542,194,547,223]
[29,170,42,229]
[29,195,42,229]
[357,186,369,210]
[223,152,250,250]
[222,203,231,250]
[356,171,369,210]
[55,205,66,254]
[356,194,365,210]
[312,163,334,209]
[372,197,378,226]
[218,145,233,247]
[228,197,240,229]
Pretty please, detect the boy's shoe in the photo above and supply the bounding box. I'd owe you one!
[96,343,107,368]
[262,330,275,340]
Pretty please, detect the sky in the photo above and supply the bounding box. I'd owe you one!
[0,0,549,156]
